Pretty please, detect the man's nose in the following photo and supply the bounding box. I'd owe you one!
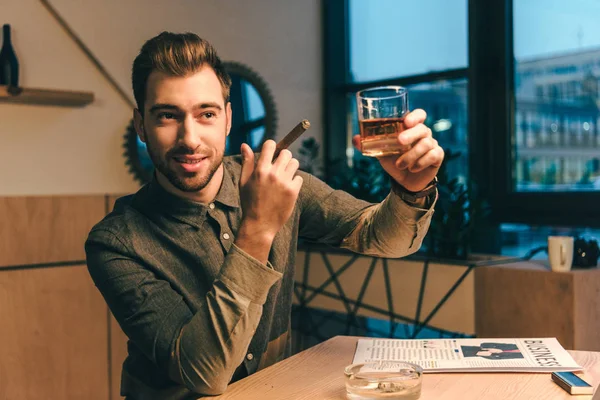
[178,115,202,149]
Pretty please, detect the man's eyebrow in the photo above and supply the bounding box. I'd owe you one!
[148,104,180,114]
[148,102,223,114]
[192,102,223,111]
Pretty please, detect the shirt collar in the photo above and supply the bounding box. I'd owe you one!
[139,159,240,228]
[215,160,240,209]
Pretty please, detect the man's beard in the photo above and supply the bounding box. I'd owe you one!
[145,138,225,193]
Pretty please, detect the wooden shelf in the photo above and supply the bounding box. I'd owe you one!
[0,85,94,107]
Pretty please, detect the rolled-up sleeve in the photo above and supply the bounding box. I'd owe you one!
[298,172,435,258]
[86,230,281,396]
[340,191,435,257]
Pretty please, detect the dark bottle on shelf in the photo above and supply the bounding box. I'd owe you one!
[0,24,19,87]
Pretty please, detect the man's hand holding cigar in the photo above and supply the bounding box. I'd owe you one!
[235,120,310,264]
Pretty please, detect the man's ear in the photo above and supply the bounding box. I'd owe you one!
[133,108,147,143]
[226,102,232,137]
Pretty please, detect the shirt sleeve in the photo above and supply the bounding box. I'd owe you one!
[85,229,281,396]
[297,171,435,258]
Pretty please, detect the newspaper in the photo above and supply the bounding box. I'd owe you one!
[352,337,582,373]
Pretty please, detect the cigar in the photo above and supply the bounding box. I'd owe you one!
[274,119,311,158]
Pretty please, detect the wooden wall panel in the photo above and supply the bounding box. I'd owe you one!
[0,196,106,267]
[475,264,576,349]
[573,271,600,351]
[0,265,109,400]
[476,264,600,351]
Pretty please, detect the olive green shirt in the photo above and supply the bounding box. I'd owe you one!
[85,155,434,399]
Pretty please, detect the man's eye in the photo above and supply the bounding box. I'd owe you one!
[202,112,215,119]
[158,112,176,120]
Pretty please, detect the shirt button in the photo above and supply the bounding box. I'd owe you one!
[223,233,230,240]
[246,353,254,361]
[209,203,215,209]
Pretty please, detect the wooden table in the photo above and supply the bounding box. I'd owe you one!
[213,336,600,400]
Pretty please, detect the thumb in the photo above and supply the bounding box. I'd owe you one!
[239,143,255,186]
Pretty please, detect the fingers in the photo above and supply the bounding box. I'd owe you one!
[398,123,432,146]
[238,141,303,240]
[290,174,304,193]
[255,142,300,181]
[272,149,292,173]
[403,109,427,128]
[274,149,301,179]
[284,158,300,179]
[273,149,300,179]
[395,136,440,171]
[256,139,277,169]
[239,143,255,185]
[406,147,445,173]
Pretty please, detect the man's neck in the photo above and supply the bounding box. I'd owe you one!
[156,164,224,205]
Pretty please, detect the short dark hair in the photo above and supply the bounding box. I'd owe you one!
[131,31,231,114]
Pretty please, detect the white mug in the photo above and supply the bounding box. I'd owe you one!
[548,236,574,272]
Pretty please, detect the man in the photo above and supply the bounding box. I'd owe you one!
[85,31,444,399]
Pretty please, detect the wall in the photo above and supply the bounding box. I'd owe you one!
[295,250,475,336]
[0,0,323,196]
[0,195,110,399]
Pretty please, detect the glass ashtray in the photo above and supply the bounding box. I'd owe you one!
[344,361,423,400]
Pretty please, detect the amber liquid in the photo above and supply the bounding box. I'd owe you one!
[359,117,409,157]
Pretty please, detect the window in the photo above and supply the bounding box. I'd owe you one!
[325,0,600,256]
[513,0,600,193]
[470,0,600,230]
[492,0,600,253]
[501,223,600,258]
[325,0,469,187]
[349,0,467,82]
[225,76,267,155]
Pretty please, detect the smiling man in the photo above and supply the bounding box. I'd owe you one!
[140,67,231,201]
[85,32,443,399]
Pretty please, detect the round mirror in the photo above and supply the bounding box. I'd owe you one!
[123,61,277,184]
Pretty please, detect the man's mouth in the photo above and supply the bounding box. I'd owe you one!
[172,155,207,164]
[170,154,210,173]
[173,157,206,164]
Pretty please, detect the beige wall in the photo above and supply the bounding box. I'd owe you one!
[295,251,475,335]
[0,0,322,196]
